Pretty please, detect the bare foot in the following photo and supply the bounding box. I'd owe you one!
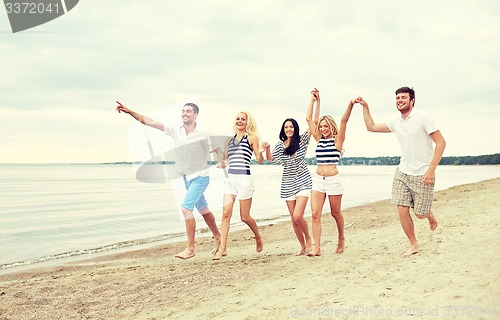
[256,235,263,253]
[403,244,419,257]
[306,246,321,257]
[294,247,306,256]
[212,250,227,261]
[305,237,313,253]
[212,236,221,255]
[428,212,438,231]
[336,238,345,254]
[175,249,195,260]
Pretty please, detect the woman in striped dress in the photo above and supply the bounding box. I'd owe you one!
[306,89,357,256]
[263,112,315,256]
[213,111,266,260]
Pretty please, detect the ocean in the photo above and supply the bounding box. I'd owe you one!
[1,163,498,273]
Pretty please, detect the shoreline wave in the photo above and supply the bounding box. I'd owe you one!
[0,213,290,273]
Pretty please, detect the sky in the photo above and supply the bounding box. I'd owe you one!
[1,0,499,163]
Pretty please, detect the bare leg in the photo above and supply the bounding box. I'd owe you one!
[213,194,235,260]
[416,210,439,230]
[328,195,345,253]
[294,196,312,253]
[426,210,438,231]
[286,200,306,255]
[398,205,419,256]
[291,196,312,255]
[239,198,263,252]
[307,190,325,256]
[199,206,221,254]
[175,208,196,260]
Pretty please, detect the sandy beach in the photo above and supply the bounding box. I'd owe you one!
[1,178,499,320]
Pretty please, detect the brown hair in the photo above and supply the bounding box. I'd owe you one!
[395,87,415,106]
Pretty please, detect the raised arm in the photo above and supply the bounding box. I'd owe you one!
[306,88,320,141]
[115,101,164,131]
[358,98,391,133]
[334,98,357,152]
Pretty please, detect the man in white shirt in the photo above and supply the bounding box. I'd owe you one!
[116,101,221,259]
[357,87,446,256]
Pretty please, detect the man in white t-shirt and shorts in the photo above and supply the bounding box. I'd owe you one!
[357,87,446,256]
[116,101,221,260]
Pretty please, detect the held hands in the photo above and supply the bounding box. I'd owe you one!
[260,141,270,152]
[216,160,228,169]
[311,87,320,101]
[211,147,227,168]
[260,141,273,161]
[350,96,368,107]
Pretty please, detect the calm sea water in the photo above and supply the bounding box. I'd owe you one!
[0,164,498,272]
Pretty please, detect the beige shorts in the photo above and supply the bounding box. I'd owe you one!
[224,174,255,200]
[391,168,434,216]
[312,173,343,196]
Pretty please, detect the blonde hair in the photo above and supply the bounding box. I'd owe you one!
[233,111,260,140]
[317,115,339,138]
[317,115,344,156]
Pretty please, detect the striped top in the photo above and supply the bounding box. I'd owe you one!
[315,137,340,165]
[272,130,312,199]
[227,134,253,175]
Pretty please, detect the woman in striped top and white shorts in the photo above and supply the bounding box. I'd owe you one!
[264,115,314,256]
[306,88,357,256]
[213,111,267,260]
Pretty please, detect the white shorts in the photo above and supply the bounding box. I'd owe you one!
[312,173,343,196]
[224,174,254,200]
[283,189,312,201]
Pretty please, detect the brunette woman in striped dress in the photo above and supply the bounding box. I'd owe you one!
[263,97,317,255]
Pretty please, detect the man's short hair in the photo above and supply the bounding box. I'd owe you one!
[184,102,199,114]
[395,87,415,106]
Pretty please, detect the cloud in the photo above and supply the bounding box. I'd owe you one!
[0,0,499,162]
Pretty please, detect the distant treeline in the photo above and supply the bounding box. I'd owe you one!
[437,153,500,165]
[304,153,500,166]
[109,153,500,166]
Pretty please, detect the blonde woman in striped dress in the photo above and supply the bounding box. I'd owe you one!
[213,111,267,260]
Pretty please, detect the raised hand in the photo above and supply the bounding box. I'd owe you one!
[115,101,131,114]
[311,87,320,101]
[358,97,368,107]
[350,96,367,106]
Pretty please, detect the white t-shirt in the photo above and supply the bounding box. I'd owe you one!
[164,121,211,180]
[387,108,439,176]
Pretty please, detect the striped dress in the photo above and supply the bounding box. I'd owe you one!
[227,134,253,175]
[315,137,341,165]
[271,130,312,199]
